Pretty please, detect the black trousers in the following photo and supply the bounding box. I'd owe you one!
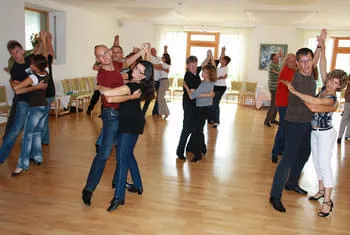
[176,102,197,155]
[192,106,209,157]
[270,121,311,198]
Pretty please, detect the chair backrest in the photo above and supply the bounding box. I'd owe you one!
[61,79,73,95]
[79,77,89,92]
[245,82,257,93]
[231,81,242,91]
[176,78,184,87]
[168,77,174,88]
[87,76,97,91]
[0,85,8,104]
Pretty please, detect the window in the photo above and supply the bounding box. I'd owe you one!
[186,32,220,63]
[24,8,48,50]
[331,37,350,74]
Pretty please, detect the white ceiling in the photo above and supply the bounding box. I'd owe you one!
[51,0,350,28]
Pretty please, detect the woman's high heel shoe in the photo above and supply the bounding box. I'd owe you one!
[11,168,26,177]
[308,190,325,201]
[318,200,333,217]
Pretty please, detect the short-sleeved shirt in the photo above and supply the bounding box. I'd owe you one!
[311,87,337,129]
[97,61,124,110]
[11,54,33,102]
[285,72,316,123]
[215,66,228,87]
[151,56,162,82]
[190,81,215,107]
[268,62,281,91]
[45,54,56,98]
[183,66,202,107]
[159,63,170,79]
[28,71,49,107]
[119,83,145,134]
[275,65,295,107]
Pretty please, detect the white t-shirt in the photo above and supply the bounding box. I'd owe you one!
[151,56,162,82]
[215,66,228,86]
[29,68,49,85]
[159,63,170,79]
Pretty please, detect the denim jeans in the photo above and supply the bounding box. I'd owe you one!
[41,97,55,144]
[17,105,49,169]
[114,133,142,200]
[84,108,119,192]
[270,121,311,198]
[209,86,227,123]
[271,107,287,156]
[0,101,29,163]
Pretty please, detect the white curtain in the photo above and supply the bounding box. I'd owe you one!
[154,25,249,83]
[25,10,47,50]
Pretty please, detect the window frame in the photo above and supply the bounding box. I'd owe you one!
[186,32,220,59]
[331,37,350,70]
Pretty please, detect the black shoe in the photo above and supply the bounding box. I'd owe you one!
[271,155,278,163]
[191,155,202,162]
[127,186,143,195]
[95,144,100,154]
[285,185,308,195]
[271,120,279,125]
[269,196,286,212]
[177,153,186,160]
[86,109,91,116]
[29,158,41,166]
[337,138,341,144]
[82,189,92,206]
[11,168,26,177]
[264,122,272,127]
[107,198,125,212]
[308,190,325,201]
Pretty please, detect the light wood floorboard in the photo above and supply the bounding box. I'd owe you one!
[0,101,349,235]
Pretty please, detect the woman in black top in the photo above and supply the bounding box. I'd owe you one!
[99,60,154,212]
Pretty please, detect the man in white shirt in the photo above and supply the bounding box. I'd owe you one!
[151,48,162,116]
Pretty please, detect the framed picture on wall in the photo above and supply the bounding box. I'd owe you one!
[258,44,288,70]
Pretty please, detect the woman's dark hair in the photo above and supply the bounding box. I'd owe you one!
[138,60,155,101]
[186,55,198,64]
[162,53,171,65]
[31,54,48,72]
[223,56,231,65]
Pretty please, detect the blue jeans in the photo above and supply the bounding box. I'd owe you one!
[271,107,287,156]
[209,86,227,123]
[270,121,311,198]
[17,106,49,169]
[41,97,55,144]
[114,133,142,200]
[84,108,119,192]
[0,101,29,163]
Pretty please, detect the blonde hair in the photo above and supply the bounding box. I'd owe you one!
[203,64,217,82]
[326,69,348,91]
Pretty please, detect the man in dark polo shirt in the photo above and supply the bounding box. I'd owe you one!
[269,48,316,212]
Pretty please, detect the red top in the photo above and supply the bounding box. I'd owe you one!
[97,61,124,110]
[275,65,295,107]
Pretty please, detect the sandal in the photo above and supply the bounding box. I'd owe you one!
[308,189,325,201]
[318,200,333,217]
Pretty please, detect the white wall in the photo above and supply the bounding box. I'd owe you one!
[118,19,154,54]
[0,0,118,85]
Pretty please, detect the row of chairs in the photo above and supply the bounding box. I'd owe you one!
[164,78,257,105]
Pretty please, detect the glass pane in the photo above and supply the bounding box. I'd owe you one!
[25,10,48,50]
[335,53,350,74]
[190,34,216,42]
[338,40,350,48]
[190,46,216,66]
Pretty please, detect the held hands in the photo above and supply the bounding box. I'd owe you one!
[280,80,296,94]
[38,80,48,90]
[131,89,141,99]
[209,90,215,98]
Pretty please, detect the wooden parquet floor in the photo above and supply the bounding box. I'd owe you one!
[0,102,349,235]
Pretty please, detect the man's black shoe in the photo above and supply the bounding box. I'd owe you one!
[285,185,308,195]
[271,120,279,125]
[82,189,92,206]
[269,196,286,212]
[177,153,186,160]
[271,155,278,163]
[107,198,125,212]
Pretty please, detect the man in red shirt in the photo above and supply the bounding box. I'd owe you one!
[82,44,145,206]
[271,54,297,163]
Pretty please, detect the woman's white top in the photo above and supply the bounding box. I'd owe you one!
[215,66,228,86]
[159,63,170,79]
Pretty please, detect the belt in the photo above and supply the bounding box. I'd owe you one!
[312,126,332,131]
[159,78,168,81]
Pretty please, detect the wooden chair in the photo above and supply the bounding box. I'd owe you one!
[172,78,184,99]
[241,82,257,105]
[0,85,10,118]
[165,77,174,101]
[226,81,242,103]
